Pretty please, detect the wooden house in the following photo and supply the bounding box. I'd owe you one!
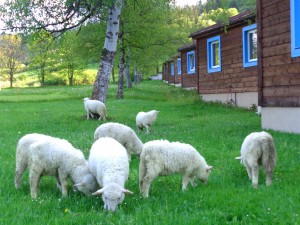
[257,0,300,133]
[173,54,182,87]
[190,11,258,108]
[178,43,197,89]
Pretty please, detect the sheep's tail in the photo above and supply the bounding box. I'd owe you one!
[139,154,146,192]
[261,137,277,173]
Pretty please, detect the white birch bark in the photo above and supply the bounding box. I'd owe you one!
[92,0,123,103]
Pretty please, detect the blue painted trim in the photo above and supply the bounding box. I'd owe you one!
[177,58,181,75]
[170,63,175,76]
[242,24,257,67]
[291,0,300,57]
[207,35,221,73]
[187,50,196,74]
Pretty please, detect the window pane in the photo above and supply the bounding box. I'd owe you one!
[212,41,220,67]
[189,53,195,71]
[249,30,257,60]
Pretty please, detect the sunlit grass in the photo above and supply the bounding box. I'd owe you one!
[0,80,299,224]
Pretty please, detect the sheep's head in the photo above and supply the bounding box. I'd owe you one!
[197,166,213,184]
[83,97,89,103]
[92,183,133,212]
[74,174,98,195]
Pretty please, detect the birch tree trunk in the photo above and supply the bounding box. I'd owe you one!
[125,63,132,88]
[91,0,123,103]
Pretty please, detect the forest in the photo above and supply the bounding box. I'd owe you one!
[0,0,255,91]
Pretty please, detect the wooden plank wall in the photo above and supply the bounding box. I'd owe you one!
[180,49,198,88]
[197,24,258,95]
[261,0,300,107]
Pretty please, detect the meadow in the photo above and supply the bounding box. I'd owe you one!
[0,81,299,225]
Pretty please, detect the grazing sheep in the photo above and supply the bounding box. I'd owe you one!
[88,137,133,212]
[235,131,277,188]
[94,122,144,161]
[83,97,107,120]
[15,133,97,199]
[136,110,159,134]
[256,106,262,116]
[139,140,213,198]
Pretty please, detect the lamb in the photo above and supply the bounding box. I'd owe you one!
[94,122,144,161]
[136,110,159,134]
[139,140,213,198]
[83,97,107,120]
[15,133,98,199]
[88,137,133,212]
[235,131,277,188]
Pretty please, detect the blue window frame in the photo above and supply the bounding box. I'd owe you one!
[207,36,221,73]
[170,63,174,76]
[243,24,257,67]
[177,58,181,75]
[291,0,300,57]
[187,50,196,74]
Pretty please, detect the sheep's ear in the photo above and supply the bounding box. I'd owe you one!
[235,156,242,160]
[206,166,213,172]
[92,188,104,196]
[122,189,134,195]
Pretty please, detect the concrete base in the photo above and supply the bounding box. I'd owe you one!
[175,83,182,87]
[262,107,300,134]
[201,92,258,108]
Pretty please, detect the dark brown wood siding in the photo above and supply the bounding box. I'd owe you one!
[260,0,300,107]
[179,49,197,88]
[197,23,258,95]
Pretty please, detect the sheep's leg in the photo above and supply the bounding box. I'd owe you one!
[14,163,27,189]
[145,125,150,134]
[55,175,62,191]
[182,173,192,190]
[141,174,155,198]
[264,167,273,186]
[29,168,42,199]
[246,166,252,180]
[251,163,259,188]
[58,171,69,197]
[189,176,197,187]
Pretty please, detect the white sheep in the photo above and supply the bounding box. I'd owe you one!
[88,137,133,212]
[136,110,159,134]
[15,133,98,199]
[94,122,144,161]
[139,140,213,198]
[235,131,277,188]
[83,97,107,120]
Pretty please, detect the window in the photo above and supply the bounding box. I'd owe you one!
[170,63,174,76]
[207,36,221,73]
[187,50,196,74]
[243,24,257,67]
[177,58,181,75]
[291,0,300,57]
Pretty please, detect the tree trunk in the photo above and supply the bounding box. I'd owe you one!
[134,66,138,85]
[9,70,13,88]
[125,63,132,88]
[116,35,125,99]
[91,0,123,103]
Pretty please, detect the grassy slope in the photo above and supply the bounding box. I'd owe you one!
[0,81,299,225]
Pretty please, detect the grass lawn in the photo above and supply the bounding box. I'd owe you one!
[0,81,299,224]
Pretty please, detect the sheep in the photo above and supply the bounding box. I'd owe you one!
[15,133,98,199]
[94,122,144,161]
[256,106,262,116]
[136,110,159,134]
[88,137,133,212]
[235,131,277,188]
[83,97,107,120]
[139,140,213,198]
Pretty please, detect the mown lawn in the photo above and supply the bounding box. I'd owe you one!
[0,81,299,225]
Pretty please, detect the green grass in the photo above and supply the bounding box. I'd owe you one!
[0,81,299,224]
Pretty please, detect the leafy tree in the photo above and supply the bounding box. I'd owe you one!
[27,30,54,86]
[57,31,84,86]
[0,34,24,87]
